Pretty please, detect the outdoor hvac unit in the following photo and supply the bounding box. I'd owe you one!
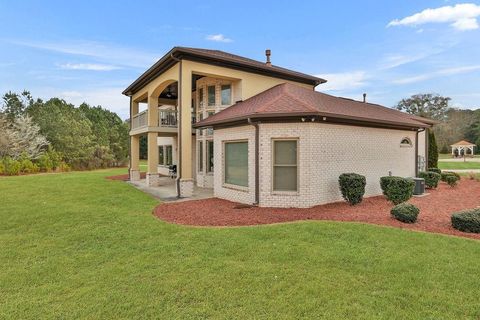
[413,178,425,195]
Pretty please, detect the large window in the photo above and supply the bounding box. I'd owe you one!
[207,140,214,173]
[199,88,204,108]
[224,141,248,187]
[159,145,173,166]
[198,141,203,172]
[207,86,215,106]
[273,140,298,192]
[221,85,231,105]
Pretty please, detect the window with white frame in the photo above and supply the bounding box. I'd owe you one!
[272,140,298,192]
[224,141,248,187]
[400,137,412,147]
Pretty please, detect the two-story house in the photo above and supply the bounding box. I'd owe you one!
[123,47,434,208]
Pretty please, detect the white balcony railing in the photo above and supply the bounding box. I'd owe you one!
[131,109,178,130]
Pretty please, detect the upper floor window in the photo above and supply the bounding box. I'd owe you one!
[208,86,216,106]
[221,85,231,105]
[199,88,204,108]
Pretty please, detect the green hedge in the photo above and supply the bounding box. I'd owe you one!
[451,209,480,233]
[339,173,366,205]
[380,176,415,205]
[428,167,441,174]
[441,171,460,181]
[418,171,441,189]
[391,203,420,223]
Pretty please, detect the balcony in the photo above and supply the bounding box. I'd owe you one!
[130,109,178,135]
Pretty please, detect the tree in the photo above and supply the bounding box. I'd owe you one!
[428,129,438,169]
[0,91,41,121]
[0,113,49,159]
[395,93,450,121]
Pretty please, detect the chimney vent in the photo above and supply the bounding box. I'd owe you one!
[265,49,271,66]
[363,93,367,103]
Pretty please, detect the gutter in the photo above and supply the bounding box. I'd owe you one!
[247,118,260,205]
[415,128,426,177]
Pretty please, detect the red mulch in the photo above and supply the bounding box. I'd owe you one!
[106,172,146,181]
[153,179,480,240]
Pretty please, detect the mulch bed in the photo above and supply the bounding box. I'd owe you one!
[153,179,480,240]
[106,172,146,181]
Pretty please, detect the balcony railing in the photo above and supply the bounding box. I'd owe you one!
[131,109,178,130]
[131,110,147,129]
[159,110,177,127]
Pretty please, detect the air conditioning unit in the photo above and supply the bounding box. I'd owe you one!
[413,178,425,195]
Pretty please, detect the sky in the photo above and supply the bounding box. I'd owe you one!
[0,0,479,119]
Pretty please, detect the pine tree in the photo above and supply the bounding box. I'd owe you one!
[428,129,438,169]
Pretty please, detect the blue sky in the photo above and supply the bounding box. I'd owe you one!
[0,0,479,119]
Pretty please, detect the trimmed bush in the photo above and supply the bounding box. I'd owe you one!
[391,203,420,223]
[441,171,460,182]
[445,174,459,187]
[339,173,366,205]
[429,168,441,174]
[418,171,441,189]
[451,209,480,233]
[380,176,415,205]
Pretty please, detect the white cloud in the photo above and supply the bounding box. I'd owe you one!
[314,71,368,91]
[393,64,480,84]
[10,39,160,68]
[388,3,480,31]
[205,34,233,43]
[59,63,121,71]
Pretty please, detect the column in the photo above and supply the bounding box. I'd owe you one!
[178,67,193,197]
[129,135,140,181]
[146,94,159,186]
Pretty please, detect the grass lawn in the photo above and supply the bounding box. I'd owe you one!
[1,170,480,319]
[438,161,480,170]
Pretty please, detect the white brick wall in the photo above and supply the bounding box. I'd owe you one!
[214,122,417,208]
[214,126,256,204]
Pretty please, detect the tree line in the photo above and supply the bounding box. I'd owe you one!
[0,90,129,175]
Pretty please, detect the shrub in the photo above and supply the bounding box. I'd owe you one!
[0,161,4,175]
[391,203,420,223]
[429,168,441,174]
[380,176,415,205]
[1,157,21,176]
[19,158,39,174]
[441,171,460,182]
[445,175,459,187]
[418,171,441,189]
[338,173,366,205]
[451,208,480,233]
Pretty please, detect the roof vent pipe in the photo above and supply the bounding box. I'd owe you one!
[265,49,271,66]
[363,93,367,103]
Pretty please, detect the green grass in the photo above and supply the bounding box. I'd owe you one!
[1,170,480,319]
[438,161,480,170]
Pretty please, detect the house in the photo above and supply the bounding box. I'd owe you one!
[123,47,434,208]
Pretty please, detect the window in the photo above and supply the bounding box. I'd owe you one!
[158,146,164,165]
[208,85,215,106]
[273,140,298,192]
[199,88,204,108]
[198,141,203,172]
[207,140,214,173]
[159,145,173,166]
[206,111,214,135]
[221,85,231,105]
[400,137,412,147]
[224,141,248,187]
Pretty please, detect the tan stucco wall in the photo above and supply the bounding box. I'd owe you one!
[214,122,417,208]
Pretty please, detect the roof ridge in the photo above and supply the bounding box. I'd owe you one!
[282,85,319,113]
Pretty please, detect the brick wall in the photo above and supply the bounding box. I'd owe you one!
[214,122,417,208]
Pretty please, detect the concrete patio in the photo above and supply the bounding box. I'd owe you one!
[128,176,213,202]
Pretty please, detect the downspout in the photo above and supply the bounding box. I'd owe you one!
[415,128,426,177]
[170,53,182,198]
[248,118,260,205]
[425,127,430,171]
[128,95,132,181]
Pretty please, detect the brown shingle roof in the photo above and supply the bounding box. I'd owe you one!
[194,83,432,129]
[123,47,325,95]
[451,140,476,146]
